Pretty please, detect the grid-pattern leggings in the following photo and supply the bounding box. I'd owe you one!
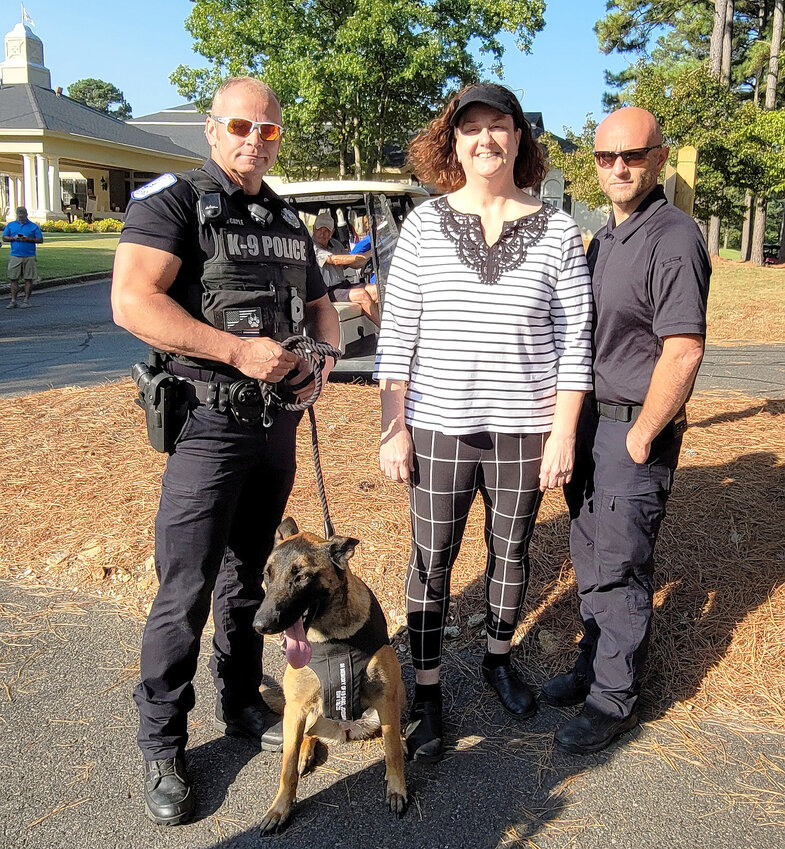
[406,426,545,671]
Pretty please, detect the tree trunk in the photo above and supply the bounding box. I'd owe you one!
[740,191,753,261]
[353,116,362,180]
[721,0,734,85]
[697,218,708,243]
[708,215,722,256]
[709,0,728,76]
[778,207,785,264]
[766,0,784,109]
[750,195,768,266]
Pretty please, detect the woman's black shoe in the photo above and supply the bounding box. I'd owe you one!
[404,699,443,762]
[482,663,537,719]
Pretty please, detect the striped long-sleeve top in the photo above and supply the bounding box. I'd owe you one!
[373,196,594,435]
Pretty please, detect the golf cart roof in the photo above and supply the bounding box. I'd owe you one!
[272,179,430,204]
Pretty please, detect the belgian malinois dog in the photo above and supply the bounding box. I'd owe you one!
[252,517,407,833]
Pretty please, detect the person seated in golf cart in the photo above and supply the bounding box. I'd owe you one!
[311,212,379,326]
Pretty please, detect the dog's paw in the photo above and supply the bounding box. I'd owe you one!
[385,784,408,817]
[259,803,293,834]
[298,737,318,776]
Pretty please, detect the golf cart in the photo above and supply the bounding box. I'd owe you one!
[277,180,430,376]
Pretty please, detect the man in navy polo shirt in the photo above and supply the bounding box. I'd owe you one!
[540,107,711,753]
[3,206,43,308]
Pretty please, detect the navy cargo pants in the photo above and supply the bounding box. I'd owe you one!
[564,401,682,719]
[133,403,299,760]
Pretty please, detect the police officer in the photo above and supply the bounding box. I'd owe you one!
[112,77,339,825]
[540,107,710,753]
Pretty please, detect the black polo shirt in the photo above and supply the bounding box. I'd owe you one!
[586,186,710,406]
[119,158,326,320]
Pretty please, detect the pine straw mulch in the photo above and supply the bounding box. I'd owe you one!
[1,382,784,737]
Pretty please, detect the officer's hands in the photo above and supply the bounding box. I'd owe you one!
[539,433,576,491]
[288,357,317,402]
[233,337,300,383]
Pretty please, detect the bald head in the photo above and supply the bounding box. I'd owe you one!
[593,107,669,224]
[595,107,663,151]
[211,77,280,115]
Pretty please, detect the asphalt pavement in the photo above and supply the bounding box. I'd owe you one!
[1,579,783,849]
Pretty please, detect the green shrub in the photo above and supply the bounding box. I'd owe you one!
[93,218,124,232]
[39,218,124,233]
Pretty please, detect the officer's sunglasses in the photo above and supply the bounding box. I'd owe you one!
[211,116,284,141]
[593,145,662,168]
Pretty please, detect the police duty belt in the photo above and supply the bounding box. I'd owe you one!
[188,335,342,428]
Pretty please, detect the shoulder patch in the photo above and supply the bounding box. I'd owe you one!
[131,173,178,201]
[280,206,302,231]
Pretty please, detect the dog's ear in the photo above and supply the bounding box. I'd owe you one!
[326,536,359,570]
[275,517,299,543]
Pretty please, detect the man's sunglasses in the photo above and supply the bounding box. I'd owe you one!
[211,116,284,141]
[593,145,662,168]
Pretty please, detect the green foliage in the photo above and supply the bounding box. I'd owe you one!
[170,0,546,179]
[541,118,609,210]
[67,78,133,120]
[632,63,785,219]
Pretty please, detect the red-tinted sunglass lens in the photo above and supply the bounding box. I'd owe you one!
[225,118,253,137]
[257,124,281,141]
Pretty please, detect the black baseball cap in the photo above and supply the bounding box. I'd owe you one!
[449,84,526,128]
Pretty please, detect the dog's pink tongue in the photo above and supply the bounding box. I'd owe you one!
[283,618,312,668]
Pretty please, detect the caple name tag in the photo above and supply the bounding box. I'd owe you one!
[131,173,178,200]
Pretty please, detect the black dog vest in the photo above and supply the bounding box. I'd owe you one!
[307,594,390,722]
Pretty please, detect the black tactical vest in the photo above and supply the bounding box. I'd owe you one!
[180,169,309,345]
[307,593,391,722]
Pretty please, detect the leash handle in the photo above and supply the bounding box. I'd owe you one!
[276,336,343,413]
[308,406,334,539]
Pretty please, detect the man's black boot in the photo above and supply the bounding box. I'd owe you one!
[405,696,443,763]
[554,704,638,754]
[481,662,537,719]
[143,755,194,826]
[214,701,284,752]
[540,669,590,707]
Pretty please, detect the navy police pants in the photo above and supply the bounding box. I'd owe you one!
[564,401,682,719]
[133,404,298,760]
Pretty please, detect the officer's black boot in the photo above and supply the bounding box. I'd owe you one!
[554,704,638,754]
[214,700,284,752]
[540,668,590,707]
[143,755,194,826]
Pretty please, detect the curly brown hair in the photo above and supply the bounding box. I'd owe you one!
[408,84,548,193]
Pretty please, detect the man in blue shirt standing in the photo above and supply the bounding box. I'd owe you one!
[3,206,43,308]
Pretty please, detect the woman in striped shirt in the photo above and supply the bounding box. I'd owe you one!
[375,84,593,763]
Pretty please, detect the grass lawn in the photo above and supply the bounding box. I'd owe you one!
[709,258,785,343]
[4,232,120,280]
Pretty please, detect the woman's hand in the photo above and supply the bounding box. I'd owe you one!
[380,428,414,484]
[539,433,576,491]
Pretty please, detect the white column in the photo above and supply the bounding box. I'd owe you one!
[35,154,50,214]
[15,177,23,211]
[48,157,60,211]
[22,154,36,212]
[7,175,16,216]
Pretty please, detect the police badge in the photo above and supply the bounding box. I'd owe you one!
[281,207,302,231]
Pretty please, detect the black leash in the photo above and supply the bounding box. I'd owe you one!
[268,335,342,539]
[307,406,334,539]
